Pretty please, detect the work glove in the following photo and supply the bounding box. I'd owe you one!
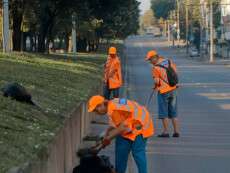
[101,138,111,148]
[152,85,157,90]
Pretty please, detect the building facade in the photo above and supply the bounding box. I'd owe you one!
[218,0,230,58]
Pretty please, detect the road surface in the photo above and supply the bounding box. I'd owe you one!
[122,35,230,173]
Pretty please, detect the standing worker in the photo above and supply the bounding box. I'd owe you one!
[103,47,122,100]
[88,95,154,173]
[145,50,180,138]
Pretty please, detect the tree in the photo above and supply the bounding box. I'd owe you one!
[140,10,156,28]
[9,0,31,51]
[88,0,140,39]
[151,0,176,19]
[1,0,141,52]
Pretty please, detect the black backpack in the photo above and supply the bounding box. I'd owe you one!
[155,60,178,87]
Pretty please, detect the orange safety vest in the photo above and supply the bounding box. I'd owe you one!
[152,57,177,94]
[107,98,154,141]
[104,56,122,89]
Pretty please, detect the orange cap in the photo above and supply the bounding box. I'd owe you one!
[145,50,158,61]
[88,95,105,112]
[109,47,117,55]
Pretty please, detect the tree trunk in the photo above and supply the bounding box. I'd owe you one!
[22,32,27,51]
[12,9,23,51]
[38,33,46,52]
[30,35,33,52]
[68,35,72,53]
[38,24,49,52]
[45,21,54,53]
[38,16,54,53]
[64,33,70,52]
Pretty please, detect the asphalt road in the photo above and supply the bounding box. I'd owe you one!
[122,35,230,173]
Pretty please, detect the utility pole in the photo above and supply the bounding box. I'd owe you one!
[200,0,205,59]
[186,0,189,54]
[177,0,180,47]
[168,20,170,42]
[205,2,209,55]
[2,0,10,53]
[72,13,77,55]
[210,2,214,63]
[164,20,167,37]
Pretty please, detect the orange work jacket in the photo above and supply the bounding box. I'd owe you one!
[104,56,122,89]
[152,57,177,94]
[107,98,154,141]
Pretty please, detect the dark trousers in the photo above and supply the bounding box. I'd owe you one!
[103,85,119,100]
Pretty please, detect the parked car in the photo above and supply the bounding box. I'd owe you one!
[145,26,162,37]
[189,48,199,57]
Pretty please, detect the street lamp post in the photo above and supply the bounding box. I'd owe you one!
[177,0,180,47]
[72,13,77,55]
[200,0,205,59]
[168,20,170,42]
[186,0,189,54]
[2,0,10,53]
[210,2,214,63]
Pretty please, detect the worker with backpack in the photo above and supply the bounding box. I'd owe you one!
[145,50,180,138]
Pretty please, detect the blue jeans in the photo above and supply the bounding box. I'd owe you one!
[157,90,177,119]
[115,135,147,173]
[103,84,119,100]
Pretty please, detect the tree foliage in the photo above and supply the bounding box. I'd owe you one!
[140,9,156,28]
[151,0,176,19]
[1,0,140,52]
[88,0,140,39]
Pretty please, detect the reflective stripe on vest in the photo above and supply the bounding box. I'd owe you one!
[131,101,148,126]
[112,99,151,131]
[131,101,140,119]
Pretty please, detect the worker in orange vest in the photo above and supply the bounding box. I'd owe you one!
[145,50,180,138]
[88,95,154,173]
[103,47,122,100]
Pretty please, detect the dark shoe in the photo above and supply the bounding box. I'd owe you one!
[157,133,170,138]
[172,133,180,137]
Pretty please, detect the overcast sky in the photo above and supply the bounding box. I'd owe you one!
[137,0,151,15]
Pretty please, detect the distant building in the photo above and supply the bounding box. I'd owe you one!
[219,0,230,58]
[200,0,230,58]
[221,0,230,41]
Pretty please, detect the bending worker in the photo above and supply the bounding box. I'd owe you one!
[88,95,154,173]
[145,50,180,138]
[103,47,122,100]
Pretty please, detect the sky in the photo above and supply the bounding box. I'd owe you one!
[137,0,151,15]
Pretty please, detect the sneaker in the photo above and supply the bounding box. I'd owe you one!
[157,133,170,138]
[172,133,180,137]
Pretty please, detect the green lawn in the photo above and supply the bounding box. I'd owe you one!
[0,52,106,172]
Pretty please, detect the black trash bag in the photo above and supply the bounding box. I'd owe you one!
[73,155,114,173]
[1,82,35,105]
